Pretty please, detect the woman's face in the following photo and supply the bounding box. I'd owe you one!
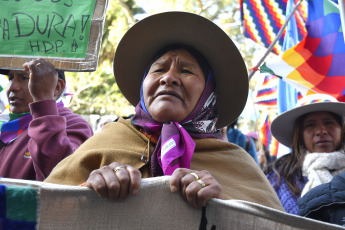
[302,111,342,153]
[143,49,206,123]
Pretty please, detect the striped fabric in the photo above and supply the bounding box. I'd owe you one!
[240,0,307,54]
[258,112,279,157]
[255,75,279,109]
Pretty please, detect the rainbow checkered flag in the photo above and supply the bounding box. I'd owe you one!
[0,74,9,113]
[255,75,279,109]
[240,0,307,54]
[258,112,280,157]
[261,0,345,102]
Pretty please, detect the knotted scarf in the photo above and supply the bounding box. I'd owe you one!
[0,100,64,145]
[301,150,345,197]
[131,71,223,176]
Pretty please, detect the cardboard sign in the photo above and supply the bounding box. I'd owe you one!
[0,0,108,71]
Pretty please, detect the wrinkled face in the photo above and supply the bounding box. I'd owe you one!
[143,49,206,123]
[302,112,342,153]
[6,70,33,113]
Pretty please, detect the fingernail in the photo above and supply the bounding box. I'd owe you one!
[132,189,139,195]
[170,185,178,193]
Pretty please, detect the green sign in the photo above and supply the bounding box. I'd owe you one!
[0,0,97,59]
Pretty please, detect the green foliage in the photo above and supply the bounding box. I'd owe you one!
[67,0,141,116]
[67,0,257,117]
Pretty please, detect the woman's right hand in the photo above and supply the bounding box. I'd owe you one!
[85,162,142,201]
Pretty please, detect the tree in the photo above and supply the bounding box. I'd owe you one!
[66,0,144,117]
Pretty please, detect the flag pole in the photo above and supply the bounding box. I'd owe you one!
[248,0,304,80]
[339,0,345,44]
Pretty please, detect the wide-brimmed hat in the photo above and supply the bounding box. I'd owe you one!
[271,94,345,147]
[113,11,248,129]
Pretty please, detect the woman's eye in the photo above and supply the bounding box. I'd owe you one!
[304,123,314,128]
[325,121,335,125]
[154,69,164,73]
[20,76,30,81]
[182,69,193,74]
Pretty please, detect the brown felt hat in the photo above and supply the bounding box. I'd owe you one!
[113,11,248,128]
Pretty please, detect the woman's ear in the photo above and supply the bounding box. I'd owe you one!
[54,78,65,99]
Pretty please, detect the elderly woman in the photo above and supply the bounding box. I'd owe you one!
[45,12,283,211]
[264,94,345,214]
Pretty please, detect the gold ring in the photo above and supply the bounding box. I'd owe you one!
[36,63,41,67]
[114,166,125,173]
[197,179,206,188]
[190,172,199,180]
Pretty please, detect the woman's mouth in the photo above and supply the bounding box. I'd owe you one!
[156,90,182,100]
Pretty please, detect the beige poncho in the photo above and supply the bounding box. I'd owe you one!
[45,118,284,211]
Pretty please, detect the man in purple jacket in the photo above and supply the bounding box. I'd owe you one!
[0,58,93,181]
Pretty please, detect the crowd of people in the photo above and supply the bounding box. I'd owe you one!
[0,11,345,226]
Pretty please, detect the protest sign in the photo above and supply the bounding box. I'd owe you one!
[0,0,108,71]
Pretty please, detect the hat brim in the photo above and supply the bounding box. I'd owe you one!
[271,102,345,147]
[0,69,9,75]
[113,12,248,129]
[0,69,65,82]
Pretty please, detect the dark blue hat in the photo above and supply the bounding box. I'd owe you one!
[0,69,65,82]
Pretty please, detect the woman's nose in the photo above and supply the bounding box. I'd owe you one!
[159,68,181,86]
[316,123,328,135]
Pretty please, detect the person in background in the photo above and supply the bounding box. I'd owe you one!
[247,131,275,169]
[45,12,284,211]
[227,120,259,166]
[96,115,119,132]
[0,59,93,181]
[264,94,345,214]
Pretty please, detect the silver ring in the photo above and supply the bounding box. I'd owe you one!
[190,172,199,180]
[36,63,41,67]
[114,166,125,173]
[197,179,206,188]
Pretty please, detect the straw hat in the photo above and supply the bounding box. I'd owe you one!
[271,94,345,147]
[113,11,248,128]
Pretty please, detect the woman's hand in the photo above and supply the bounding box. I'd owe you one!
[85,162,142,201]
[169,168,223,209]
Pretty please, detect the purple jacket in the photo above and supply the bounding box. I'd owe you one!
[0,100,93,181]
[266,171,307,214]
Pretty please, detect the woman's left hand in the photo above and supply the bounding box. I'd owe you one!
[169,168,223,209]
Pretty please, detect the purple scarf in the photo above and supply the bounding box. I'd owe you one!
[131,71,222,176]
